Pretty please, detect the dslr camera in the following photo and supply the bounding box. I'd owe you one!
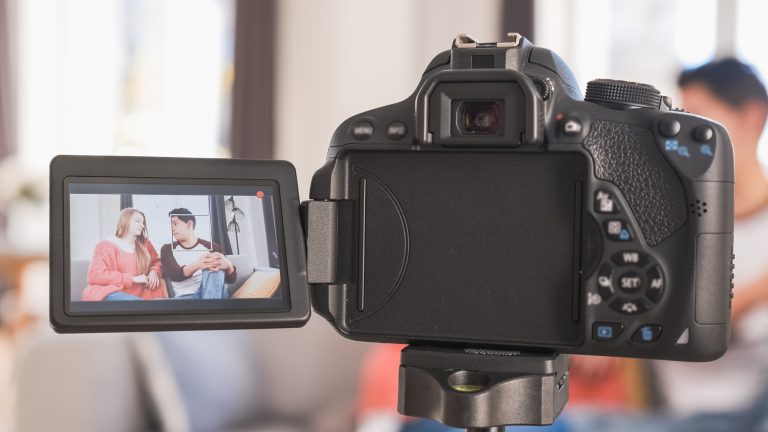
[51,33,734,364]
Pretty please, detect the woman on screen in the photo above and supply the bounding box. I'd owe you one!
[82,207,166,301]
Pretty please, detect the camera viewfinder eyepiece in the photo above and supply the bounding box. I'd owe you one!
[458,101,503,135]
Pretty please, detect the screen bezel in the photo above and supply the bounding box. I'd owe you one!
[51,155,310,332]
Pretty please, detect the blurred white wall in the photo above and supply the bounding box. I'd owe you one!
[534,0,681,97]
[275,0,501,198]
[69,194,120,261]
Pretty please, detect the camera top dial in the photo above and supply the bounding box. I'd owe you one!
[584,79,662,109]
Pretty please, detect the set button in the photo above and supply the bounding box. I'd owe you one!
[618,271,643,293]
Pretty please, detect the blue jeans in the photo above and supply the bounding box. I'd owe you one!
[104,291,142,301]
[176,269,228,299]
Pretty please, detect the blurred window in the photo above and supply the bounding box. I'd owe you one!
[735,0,768,165]
[534,0,718,94]
[535,0,766,163]
[15,0,235,169]
[674,0,718,68]
[736,0,768,86]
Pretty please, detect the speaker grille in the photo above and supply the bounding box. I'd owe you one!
[690,200,708,217]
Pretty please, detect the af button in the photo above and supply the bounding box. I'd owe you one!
[646,266,665,302]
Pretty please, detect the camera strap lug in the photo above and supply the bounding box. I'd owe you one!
[303,200,356,284]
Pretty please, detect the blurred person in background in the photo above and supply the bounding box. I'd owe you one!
[82,207,165,301]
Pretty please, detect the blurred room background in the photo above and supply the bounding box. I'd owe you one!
[0,0,766,431]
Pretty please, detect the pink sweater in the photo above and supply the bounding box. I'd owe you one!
[81,239,165,301]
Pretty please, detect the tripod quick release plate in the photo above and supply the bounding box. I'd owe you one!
[398,346,569,429]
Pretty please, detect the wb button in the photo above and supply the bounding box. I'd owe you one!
[592,322,623,342]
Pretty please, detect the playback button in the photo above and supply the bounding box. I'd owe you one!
[593,322,624,342]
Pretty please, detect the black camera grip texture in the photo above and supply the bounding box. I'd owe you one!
[583,120,687,246]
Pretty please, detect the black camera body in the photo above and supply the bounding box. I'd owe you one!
[305,34,734,361]
[51,34,734,362]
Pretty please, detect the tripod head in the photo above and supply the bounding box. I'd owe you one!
[398,346,569,431]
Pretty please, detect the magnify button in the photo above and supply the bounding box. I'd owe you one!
[677,146,690,158]
[701,144,713,157]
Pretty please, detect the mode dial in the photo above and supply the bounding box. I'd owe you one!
[585,79,661,109]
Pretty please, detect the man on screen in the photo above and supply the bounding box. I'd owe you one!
[160,208,238,299]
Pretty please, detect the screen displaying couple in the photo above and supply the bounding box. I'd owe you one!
[68,185,283,307]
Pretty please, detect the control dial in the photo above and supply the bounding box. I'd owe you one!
[585,79,662,109]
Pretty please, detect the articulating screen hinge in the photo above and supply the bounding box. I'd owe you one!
[303,200,355,285]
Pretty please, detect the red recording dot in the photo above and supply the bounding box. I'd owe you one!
[555,113,564,121]
[256,191,265,198]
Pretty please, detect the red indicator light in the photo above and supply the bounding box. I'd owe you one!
[256,191,265,198]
